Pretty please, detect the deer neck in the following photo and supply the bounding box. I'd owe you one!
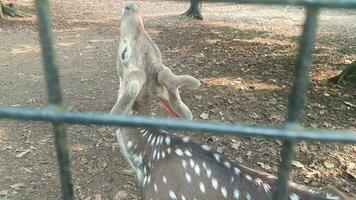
[115,94,160,181]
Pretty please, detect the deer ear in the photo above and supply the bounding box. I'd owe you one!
[158,67,200,119]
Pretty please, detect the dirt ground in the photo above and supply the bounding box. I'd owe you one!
[0,0,355,199]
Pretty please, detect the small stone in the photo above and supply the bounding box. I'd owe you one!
[195,95,203,100]
[217,147,224,153]
[323,161,335,169]
[0,189,9,196]
[200,112,209,119]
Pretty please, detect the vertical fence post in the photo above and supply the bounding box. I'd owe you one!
[35,0,74,199]
[273,7,319,200]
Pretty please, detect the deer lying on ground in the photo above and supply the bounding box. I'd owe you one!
[111,2,350,200]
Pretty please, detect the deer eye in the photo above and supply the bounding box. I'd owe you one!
[121,48,128,61]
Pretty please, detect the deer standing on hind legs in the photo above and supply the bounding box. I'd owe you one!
[111,2,350,200]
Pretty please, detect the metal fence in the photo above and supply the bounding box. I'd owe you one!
[0,0,355,199]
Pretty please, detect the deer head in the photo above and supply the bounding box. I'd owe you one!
[111,2,200,119]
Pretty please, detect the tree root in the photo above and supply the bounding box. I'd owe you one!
[1,1,29,18]
[329,61,356,84]
[180,8,203,20]
[180,0,203,20]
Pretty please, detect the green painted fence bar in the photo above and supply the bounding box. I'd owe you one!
[35,0,73,199]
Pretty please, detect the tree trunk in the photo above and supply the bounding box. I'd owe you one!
[329,61,356,84]
[0,0,4,19]
[181,0,203,20]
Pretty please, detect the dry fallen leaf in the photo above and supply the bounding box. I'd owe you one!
[113,191,128,200]
[194,95,203,100]
[10,183,24,190]
[231,142,241,150]
[200,112,209,119]
[292,160,305,169]
[0,189,9,196]
[16,149,31,158]
[94,194,101,200]
[248,112,260,119]
[344,101,355,108]
[216,147,224,153]
[257,162,271,170]
[323,161,335,169]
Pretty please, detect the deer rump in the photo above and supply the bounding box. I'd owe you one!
[111,2,350,200]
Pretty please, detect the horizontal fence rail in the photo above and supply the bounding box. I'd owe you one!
[0,107,355,143]
[1,0,356,200]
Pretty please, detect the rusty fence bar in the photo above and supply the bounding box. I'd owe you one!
[0,0,356,200]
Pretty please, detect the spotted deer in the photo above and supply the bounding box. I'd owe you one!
[110,2,350,200]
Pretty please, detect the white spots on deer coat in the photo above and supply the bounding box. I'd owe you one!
[289,193,300,200]
[201,144,211,151]
[246,193,252,200]
[326,194,340,200]
[206,168,212,178]
[221,187,228,198]
[142,176,148,186]
[159,136,164,145]
[165,136,171,145]
[230,177,234,183]
[163,176,167,184]
[182,160,187,169]
[233,189,240,199]
[185,173,192,183]
[189,159,195,168]
[155,136,161,146]
[184,149,192,157]
[147,175,151,184]
[255,178,263,186]
[224,161,231,168]
[245,174,252,181]
[151,136,156,146]
[213,153,221,162]
[154,183,158,192]
[263,183,271,193]
[211,178,219,190]
[234,167,241,175]
[175,148,184,156]
[199,182,206,193]
[152,149,157,159]
[194,164,200,175]
[157,152,160,160]
[169,190,177,199]
[202,162,207,169]
[147,134,153,143]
